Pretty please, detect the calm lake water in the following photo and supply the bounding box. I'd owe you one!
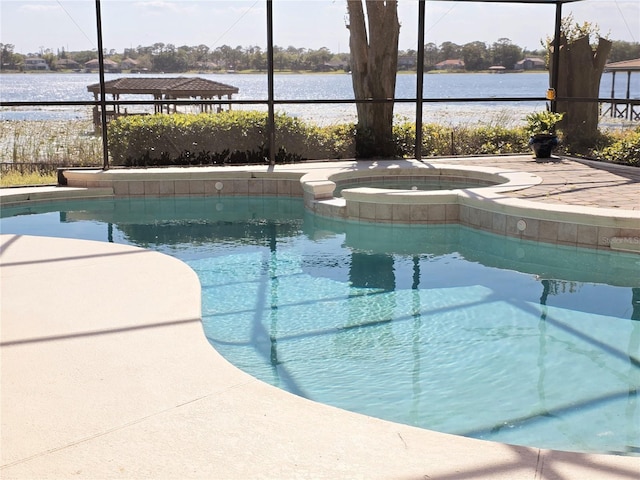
[1,72,638,126]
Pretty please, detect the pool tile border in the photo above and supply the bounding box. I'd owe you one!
[2,159,638,253]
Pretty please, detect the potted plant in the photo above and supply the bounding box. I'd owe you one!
[524,110,564,159]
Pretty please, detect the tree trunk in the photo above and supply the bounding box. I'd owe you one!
[347,1,400,158]
[549,35,612,150]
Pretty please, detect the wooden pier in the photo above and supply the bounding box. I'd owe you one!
[600,98,640,121]
[601,58,640,122]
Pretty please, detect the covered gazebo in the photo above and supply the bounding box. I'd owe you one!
[87,76,240,127]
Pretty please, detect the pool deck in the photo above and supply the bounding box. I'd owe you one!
[1,155,640,479]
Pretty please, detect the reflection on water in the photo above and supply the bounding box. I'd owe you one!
[1,195,639,455]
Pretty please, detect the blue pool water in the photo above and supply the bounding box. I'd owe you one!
[1,196,639,456]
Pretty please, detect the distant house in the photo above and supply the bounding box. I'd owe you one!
[195,61,220,71]
[120,58,139,71]
[398,55,416,70]
[24,57,49,71]
[514,57,546,71]
[55,58,80,70]
[434,59,465,71]
[320,59,349,72]
[85,58,120,72]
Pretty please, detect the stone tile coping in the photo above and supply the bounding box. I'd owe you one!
[0,185,113,204]
[1,157,638,252]
[298,162,638,224]
[2,233,638,479]
[301,162,542,200]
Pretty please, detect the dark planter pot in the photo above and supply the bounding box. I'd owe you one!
[528,133,559,159]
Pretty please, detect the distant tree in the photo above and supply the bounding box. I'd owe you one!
[608,40,640,63]
[282,46,303,69]
[212,44,244,70]
[0,43,18,69]
[69,50,97,64]
[152,49,189,72]
[273,45,287,70]
[307,47,332,70]
[462,41,490,70]
[347,0,400,158]
[491,38,522,69]
[248,45,266,71]
[136,45,153,56]
[175,45,194,69]
[423,42,439,69]
[439,41,461,62]
[184,44,211,69]
[212,45,231,67]
[40,51,56,68]
[135,54,152,71]
[230,46,245,69]
[123,48,137,59]
[331,52,351,71]
[151,43,166,55]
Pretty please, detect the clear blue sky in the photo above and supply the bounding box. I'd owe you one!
[1,0,638,56]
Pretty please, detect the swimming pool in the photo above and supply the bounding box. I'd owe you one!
[1,195,638,456]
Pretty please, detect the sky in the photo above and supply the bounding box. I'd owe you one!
[1,0,638,56]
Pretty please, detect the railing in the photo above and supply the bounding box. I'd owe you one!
[600,98,640,122]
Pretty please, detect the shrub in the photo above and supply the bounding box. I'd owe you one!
[391,120,416,156]
[392,121,529,157]
[592,127,640,166]
[469,125,530,154]
[422,124,456,156]
[107,111,356,166]
[108,111,595,166]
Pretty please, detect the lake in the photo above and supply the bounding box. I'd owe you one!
[1,72,638,127]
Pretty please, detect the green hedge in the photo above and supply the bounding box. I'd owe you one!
[392,122,530,157]
[107,111,356,166]
[107,110,537,166]
[592,127,640,166]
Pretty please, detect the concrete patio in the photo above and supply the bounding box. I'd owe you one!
[1,155,639,479]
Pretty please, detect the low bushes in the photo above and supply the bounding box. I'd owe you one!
[102,111,640,167]
[108,110,535,166]
[591,127,640,166]
[107,111,356,166]
[3,115,636,187]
